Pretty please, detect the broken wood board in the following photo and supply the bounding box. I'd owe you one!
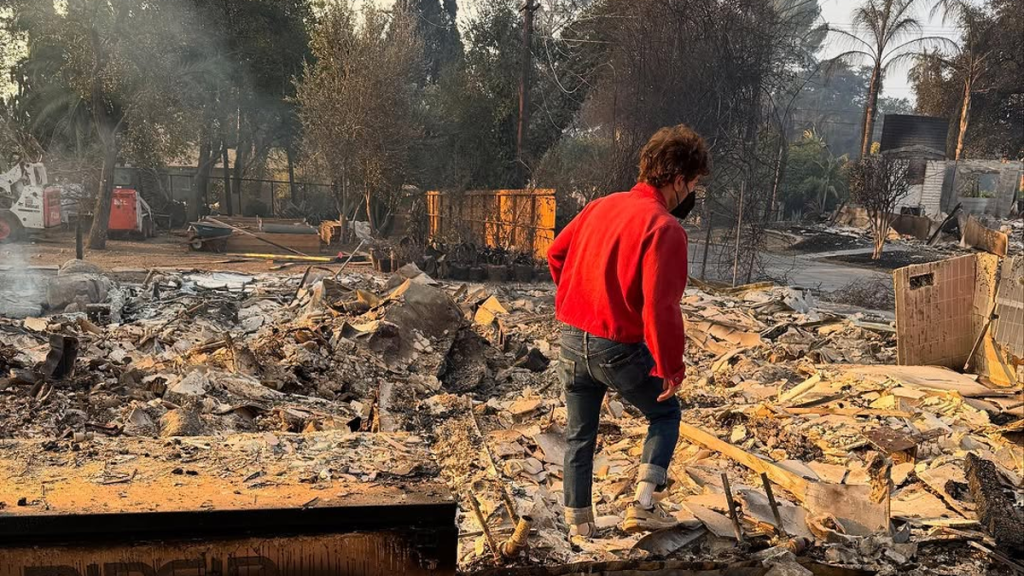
[711,347,748,373]
[836,365,1005,398]
[778,373,822,404]
[679,424,810,501]
[684,493,729,512]
[962,215,1008,257]
[804,482,889,536]
[474,296,508,326]
[806,462,848,484]
[678,424,888,536]
[918,464,975,520]
[694,320,763,348]
[208,216,308,229]
[891,485,960,522]
[222,232,321,255]
[686,328,732,356]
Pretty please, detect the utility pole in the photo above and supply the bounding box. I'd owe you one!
[516,0,537,186]
[222,146,233,216]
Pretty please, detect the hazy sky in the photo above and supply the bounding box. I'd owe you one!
[1,1,962,104]
[816,0,961,103]
[392,0,963,103]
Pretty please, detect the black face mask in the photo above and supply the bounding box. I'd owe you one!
[671,189,696,220]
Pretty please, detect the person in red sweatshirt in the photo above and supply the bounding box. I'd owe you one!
[548,124,710,537]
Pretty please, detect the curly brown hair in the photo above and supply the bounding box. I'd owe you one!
[638,124,711,188]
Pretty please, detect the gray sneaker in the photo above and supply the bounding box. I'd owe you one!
[622,501,678,533]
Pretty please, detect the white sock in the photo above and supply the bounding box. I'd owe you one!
[635,480,657,508]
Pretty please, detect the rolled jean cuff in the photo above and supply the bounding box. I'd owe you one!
[565,506,594,525]
[638,463,668,487]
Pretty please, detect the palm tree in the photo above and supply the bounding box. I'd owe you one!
[930,0,997,160]
[804,130,849,215]
[828,0,953,158]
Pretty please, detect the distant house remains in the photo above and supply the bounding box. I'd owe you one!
[879,114,1022,219]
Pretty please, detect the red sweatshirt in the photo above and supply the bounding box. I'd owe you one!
[548,182,688,385]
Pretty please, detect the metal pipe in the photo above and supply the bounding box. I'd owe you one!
[500,515,533,558]
[466,491,502,562]
[720,472,745,543]
[333,239,367,279]
[760,472,788,538]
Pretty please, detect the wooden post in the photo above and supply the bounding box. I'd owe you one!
[731,182,744,287]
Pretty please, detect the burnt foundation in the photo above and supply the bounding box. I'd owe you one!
[0,432,458,576]
[0,498,457,576]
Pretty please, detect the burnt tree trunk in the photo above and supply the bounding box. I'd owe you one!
[287,146,297,204]
[191,136,213,222]
[871,211,887,260]
[221,145,233,216]
[88,132,118,250]
[860,63,881,159]
[954,77,973,161]
[85,27,118,251]
[364,188,376,235]
[768,136,786,221]
[233,138,248,216]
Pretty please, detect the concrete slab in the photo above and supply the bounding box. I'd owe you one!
[686,239,892,294]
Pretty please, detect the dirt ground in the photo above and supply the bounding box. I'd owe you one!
[3,230,358,275]
[826,250,946,271]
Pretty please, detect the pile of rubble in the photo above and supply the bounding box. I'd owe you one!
[1,260,1020,575]
[784,210,1023,260]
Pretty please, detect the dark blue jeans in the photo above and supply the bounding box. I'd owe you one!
[559,325,682,524]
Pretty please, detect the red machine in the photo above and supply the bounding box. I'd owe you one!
[109,187,155,238]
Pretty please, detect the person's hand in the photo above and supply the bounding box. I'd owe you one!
[657,379,680,402]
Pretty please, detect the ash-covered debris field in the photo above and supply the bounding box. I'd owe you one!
[0,260,1021,576]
